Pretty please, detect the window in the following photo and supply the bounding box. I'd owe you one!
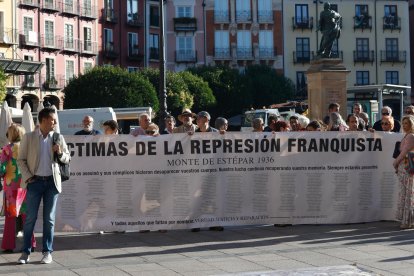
[386,71,399,84]
[237,31,252,58]
[23,17,33,36]
[384,5,397,17]
[84,62,93,73]
[127,0,138,21]
[24,55,34,84]
[150,6,159,27]
[356,38,369,60]
[295,4,309,26]
[384,5,398,29]
[296,72,307,97]
[64,24,74,49]
[236,0,251,22]
[177,6,191,17]
[83,27,92,51]
[65,60,75,84]
[177,36,193,60]
[45,20,54,47]
[64,0,74,13]
[258,0,272,22]
[104,28,113,50]
[149,34,159,59]
[105,0,113,9]
[128,67,139,73]
[214,30,230,58]
[356,71,369,85]
[214,0,229,22]
[386,38,398,60]
[355,5,369,27]
[46,58,55,80]
[83,0,92,16]
[128,32,139,56]
[296,37,310,62]
[259,30,273,58]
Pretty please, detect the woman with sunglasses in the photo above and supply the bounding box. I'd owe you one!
[372,106,401,132]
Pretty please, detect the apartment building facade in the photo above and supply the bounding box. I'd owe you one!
[0,0,99,111]
[165,0,205,71]
[204,0,283,71]
[284,0,411,105]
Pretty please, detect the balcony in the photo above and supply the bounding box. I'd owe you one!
[127,14,144,27]
[80,5,97,20]
[354,15,372,31]
[40,34,61,51]
[103,8,118,23]
[258,10,273,23]
[80,40,98,56]
[149,47,159,60]
[43,75,63,90]
[383,16,401,31]
[61,38,79,54]
[353,50,374,64]
[293,51,312,64]
[236,47,253,60]
[214,47,231,60]
[214,11,229,23]
[292,17,313,30]
[18,0,39,9]
[0,29,19,45]
[103,43,119,59]
[174,17,197,32]
[236,10,251,22]
[258,47,276,60]
[20,74,40,89]
[380,50,406,64]
[41,0,60,13]
[128,47,143,61]
[175,50,197,63]
[19,32,39,48]
[61,1,78,16]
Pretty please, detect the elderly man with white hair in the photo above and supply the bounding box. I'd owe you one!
[372,106,401,132]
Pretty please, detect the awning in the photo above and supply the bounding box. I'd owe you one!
[0,58,44,75]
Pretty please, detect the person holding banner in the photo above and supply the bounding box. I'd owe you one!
[131,113,151,136]
[393,115,414,229]
[0,124,36,253]
[174,109,197,134]
[17,107,70,264]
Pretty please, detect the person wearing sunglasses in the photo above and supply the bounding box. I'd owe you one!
[372,106,401,132]
[380,117,394,133]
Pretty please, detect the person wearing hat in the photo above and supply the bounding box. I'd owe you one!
[195,111,218,133]
[173,109,198,133]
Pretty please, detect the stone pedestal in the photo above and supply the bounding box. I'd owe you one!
[306,59,350,121]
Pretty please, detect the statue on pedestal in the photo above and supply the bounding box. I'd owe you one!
[317,2,341,58]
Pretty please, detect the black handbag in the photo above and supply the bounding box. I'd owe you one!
[393,141,401,159]
[52,133,70,182]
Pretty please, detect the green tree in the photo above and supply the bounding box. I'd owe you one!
[138,68,193,115]
[240,65,295,109]
[0,70,7,104]
[178,71,216,111]
[63,66,158,111]
[188,65,241,118]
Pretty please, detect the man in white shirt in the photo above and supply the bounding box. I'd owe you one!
[17,107,70,265]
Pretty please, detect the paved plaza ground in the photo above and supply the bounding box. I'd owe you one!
[0,220,413,275]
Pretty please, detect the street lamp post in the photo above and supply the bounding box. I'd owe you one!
[158,0,168,130]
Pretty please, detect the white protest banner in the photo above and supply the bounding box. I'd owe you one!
[54,131,401,232]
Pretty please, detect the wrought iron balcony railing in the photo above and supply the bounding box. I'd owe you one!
[380,50,406,63]
[236,47,253,60]
[214,47,231,60]
[353,15,372,30]
[293,51,312,63]
[383,16,401,31]
[353,50,374,63]
[258,47,277,59]
[292,17,313,30]
[174,17,197,32]
[175,50,197,63]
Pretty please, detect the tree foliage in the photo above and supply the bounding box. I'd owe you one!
[178,71,216,112]
[63,66,158,111]
[0,70,7,104]
[139,68,193,115]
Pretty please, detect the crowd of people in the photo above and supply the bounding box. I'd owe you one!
[1,102,414,265]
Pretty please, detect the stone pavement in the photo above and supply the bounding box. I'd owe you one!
[0,221,413,276]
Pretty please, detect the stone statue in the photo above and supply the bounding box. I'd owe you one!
[317,2,341,58]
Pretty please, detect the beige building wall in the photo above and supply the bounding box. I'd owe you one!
[283,0,411,103]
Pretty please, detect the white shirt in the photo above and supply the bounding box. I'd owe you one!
[35,129,53,176]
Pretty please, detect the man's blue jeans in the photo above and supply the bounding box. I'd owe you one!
[22,178,59,254]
